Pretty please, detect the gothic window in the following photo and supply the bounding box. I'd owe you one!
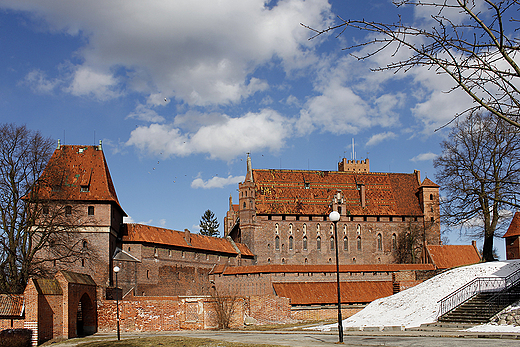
[88,206,94,216]
[275,223,279,234]
[282,258,285,264]
[392,233,397,250]
[357,236,362,251]
[303,224,307,233]
[330,237,334,250]
[289,236,293,250]
[356,224,361,235]
[304,258,308,264]
[303,236,308,251]
[377,233,382,251]
[430,194,433,200]
[316,223,320,232]
[330,224,334,234]
[267,258,271,264]
[289,223,293,234]
[275,236,280,250]
[317,236,321,251]
[344,237,348,251]
[343,224,347,234]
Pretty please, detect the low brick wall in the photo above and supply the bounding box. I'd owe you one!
[290,305,364,321]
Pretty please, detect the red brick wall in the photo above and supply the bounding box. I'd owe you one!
[290,306,363,321]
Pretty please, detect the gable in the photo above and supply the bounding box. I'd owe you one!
[504,212,520,238]
[426,245,481,269]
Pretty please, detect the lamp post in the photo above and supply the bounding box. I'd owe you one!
[329,210,343,343]
[113,265,121,341]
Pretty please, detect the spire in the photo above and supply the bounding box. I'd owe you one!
[246,153,253,182]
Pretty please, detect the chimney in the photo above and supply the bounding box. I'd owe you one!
[184,229,191,245]
[360,184,366,208]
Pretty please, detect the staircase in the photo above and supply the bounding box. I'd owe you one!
[437,268,520,324]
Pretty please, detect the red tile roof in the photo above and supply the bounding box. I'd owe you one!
[420,177,440,188]
[252,169,425,216]
[39,145,125,214]
[122,223,253,257]
[213,263,435,275]
[504,212,520,238]
[273,281,394,305]
[0,294,24,317]
[425,244,481,269]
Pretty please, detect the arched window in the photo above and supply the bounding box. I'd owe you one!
[303,223,307,233]
[275,236,280,250]
[330,237,335,250]
[377,233,382,251]
[330,224,334,234]
[343,224,347,234]
[357,236,362,251]
[392,233,397,250]
[267,258,271,264]
[356,224,361,234]
[316,223,320,232]
[430,193,433,200]
[303,236,308,250]
[344,236,348,251]
[304,258,308,264]
[317,236,321,251]
[282,258,285,264]
[289,236,293,250]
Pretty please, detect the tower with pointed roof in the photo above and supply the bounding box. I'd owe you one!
[38,141,127,294]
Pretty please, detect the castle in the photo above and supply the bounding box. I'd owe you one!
[0,142,484,344]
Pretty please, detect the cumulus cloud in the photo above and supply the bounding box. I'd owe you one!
[22,69,60,94]
[126,104,165,123]
[366,132,397,147]
[2,0,332,105]
[126,109,292,161]
[191,175,245,189]
[410,152,438,162]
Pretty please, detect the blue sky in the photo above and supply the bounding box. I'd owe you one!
[0,0,508,258]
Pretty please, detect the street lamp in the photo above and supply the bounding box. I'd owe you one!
[329,210,343,343]
[113,265,121,341]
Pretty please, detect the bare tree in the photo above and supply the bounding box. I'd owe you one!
[434,113,520,261]
[395,222,426,264]
[0,124,93,294]
[210,287,239,329]
[303,0,520,128]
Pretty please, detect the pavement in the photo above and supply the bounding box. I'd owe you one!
[46,323,520,347]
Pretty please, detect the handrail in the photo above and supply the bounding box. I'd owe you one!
[437,267,520,318]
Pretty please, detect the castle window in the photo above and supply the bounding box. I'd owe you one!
[304,258,308,264]
[316,224,320,232]
[377,233,382,251]
[402,216,406,222]
[431,217,434,222]
[88,206,94,216]
[309,216,313,221]
[282,258,285,264]
[243,202,246,208]
[80,185,89,192]
[356,224,361,234]
[330,237,334,250]
[289,236,293,250]
[330,224,333,234]
[390,216,393,222]
[65,205,72,216]
[305,182,310,189]
[146,270,149,279]
[169,249,172,257]
[275,236,280,250]
[154,247,158,257]
[267,258,271,264]
[414,217,418,222]
[344,237,348,251]
[289,223,293,234]
[337,206,342,215]
[352,257,356,264]
[282,215,286,221]
[182,251,185,258]
[363,216,367,221]
[377,216,380,222]
[275,223,279,234]
[43,206,49,215]
[82,240,88,248]
[81,259,85,267]
[303,224,307,233]
[268,215,272,220]
[430,194,433,200]
[317,236,321,251]
[357,236,362,251]
[392,234,397,250]
[296,216,300,221]
[303,236,308,250]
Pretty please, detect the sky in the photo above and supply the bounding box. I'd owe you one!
[0,0,512,258]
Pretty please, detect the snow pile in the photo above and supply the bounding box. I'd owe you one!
[465,323,520,333]
[311,260,520,330]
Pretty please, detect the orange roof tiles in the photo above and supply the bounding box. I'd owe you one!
[426,244,481,269]
[273,281,394,305]
[39,145,125,214]
[252,169,425,216]
[0,294,24,317]
[122,223,253,257]
[504,212,520,238]
[214,263,434,275]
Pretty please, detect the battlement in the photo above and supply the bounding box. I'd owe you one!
[338,158,369,172]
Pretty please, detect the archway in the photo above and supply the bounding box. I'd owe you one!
[76,292,97,337]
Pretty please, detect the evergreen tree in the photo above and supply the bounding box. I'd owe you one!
[199,209,220,237]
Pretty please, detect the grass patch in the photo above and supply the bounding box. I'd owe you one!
[75,336,282,347]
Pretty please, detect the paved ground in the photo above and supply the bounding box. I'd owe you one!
[50,327,520,347]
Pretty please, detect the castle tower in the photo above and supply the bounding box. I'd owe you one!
[418,177,441,245]
[238,154,257,254]
[338,158,369,172]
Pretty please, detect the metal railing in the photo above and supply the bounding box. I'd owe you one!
[437,267,520,318]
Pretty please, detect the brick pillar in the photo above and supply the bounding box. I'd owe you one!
[23,321,38,347]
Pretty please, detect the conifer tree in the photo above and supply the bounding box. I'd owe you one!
[199,209,220,237]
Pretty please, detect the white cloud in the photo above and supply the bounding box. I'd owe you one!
[366,132,397,147]
[126,104,165,123]
[191,175,245,189]
[410,152,438,162]
[22,69,60,94]
[126,109,292,161]
[3,0,332,105]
